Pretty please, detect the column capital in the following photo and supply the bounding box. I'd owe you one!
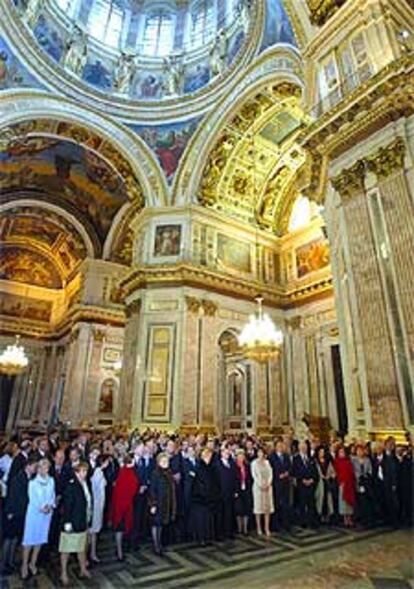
[366,137,406,179]
[331,160,366,201]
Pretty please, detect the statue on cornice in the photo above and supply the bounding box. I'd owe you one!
[63,26,88,76]
[210,29,227,77]
[23,0,44,27]
[162,55,184,97]
[113,52,136,95]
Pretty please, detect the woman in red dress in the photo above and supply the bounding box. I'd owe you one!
[333,446,356,527]
[111,455,140,560]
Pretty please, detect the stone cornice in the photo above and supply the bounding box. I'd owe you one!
[119,263,332,309]
[0,303,126,341]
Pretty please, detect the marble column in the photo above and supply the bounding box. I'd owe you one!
[117,300,141,426]
[332,160,404,430]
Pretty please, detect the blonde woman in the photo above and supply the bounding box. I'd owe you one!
[251,448,274,537]
[21,459,55,579]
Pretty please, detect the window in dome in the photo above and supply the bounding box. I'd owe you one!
[189,0,216,48]
[87,0,124,48]
[142,11,174,56]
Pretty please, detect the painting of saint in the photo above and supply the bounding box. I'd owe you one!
[99,378,116,414]
[217,234,252,273]
[296,238,330,278]
[82,59,111,90]
[139,74,161,98]
[154,224,181,257]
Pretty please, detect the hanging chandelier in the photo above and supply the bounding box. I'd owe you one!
[0,335,29,376]
[239,296,283,363]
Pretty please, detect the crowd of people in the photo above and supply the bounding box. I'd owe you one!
[0,426,412,585]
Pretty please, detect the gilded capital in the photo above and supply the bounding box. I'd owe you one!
[331,160,366,201]
[185,295,202,314]
[201,299,218,317]
[366,138,406,179]
[92,327,106,342]
[306,0,347,26]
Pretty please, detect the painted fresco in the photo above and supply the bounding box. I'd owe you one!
[0,136,129,243]
[131,119,200,182]
[0,206,87,276]
[99,378,116,414]
[82,59,112,90]
[260,0,297,50]
[0,37,44,90]
[0,291,53,322]
[296,238,330,278]
[0,245,62,288]
[33,15,65,62]
[217,234,252,274]
[154,224,182,257]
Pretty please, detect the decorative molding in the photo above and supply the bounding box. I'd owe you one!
[366,137,406,179]
[92,327,106,342]
[185,295,202,314]
[125,299,141,318]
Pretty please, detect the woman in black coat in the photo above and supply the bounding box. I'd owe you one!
[190,448,221,546]
[59,462,91,586]
[234,450,253,535]
[1,458,37,575]
[149,453,176,555]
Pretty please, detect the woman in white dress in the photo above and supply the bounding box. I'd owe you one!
[251,448,274,537]
[21,459,55,579]
[89,454,109,562]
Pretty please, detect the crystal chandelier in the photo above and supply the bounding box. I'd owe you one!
[0,335,29,375]
[239,296,283,363]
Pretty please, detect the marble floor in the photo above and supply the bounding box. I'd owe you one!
[1,526,412,589]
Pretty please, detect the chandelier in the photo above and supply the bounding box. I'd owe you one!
[239,296,283,363]
[0,335,29,375]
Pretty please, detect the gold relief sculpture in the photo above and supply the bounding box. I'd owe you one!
[331,160,366,201]
[124,176,145,208]
[232,170,251,194]
[366,137,406,179]
[198,131,237,206]
[306,0,346,26]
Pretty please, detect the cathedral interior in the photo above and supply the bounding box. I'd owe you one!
[0,0,413,445]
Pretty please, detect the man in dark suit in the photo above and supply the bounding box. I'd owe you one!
[133,442,154,547]
[1,457,37,575]
[372,441,399,527]
[182,446,199,539]
[7,440,32,482]
[291,441,319,528]
[216,446,238,539]
[269,440,291,531]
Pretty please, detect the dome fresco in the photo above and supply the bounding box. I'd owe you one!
[10,0,297,100]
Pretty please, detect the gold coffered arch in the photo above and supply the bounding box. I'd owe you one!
[175,78,311,235]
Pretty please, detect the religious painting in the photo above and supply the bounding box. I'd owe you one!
[260,111,302,146]
[0,136,128,244]
[33,15,64,62]
[184,62,210,94]
[153,224,182,257]
[131,119,200,182]
[98,378,116,414]
[296,238,330,278]
[0,292,52,322]
[82,59,112,90]
[0,36,43,91]
[0,246,62,288]
[217,234,252,274]
[261,0,297,50]
[137,72,163,99]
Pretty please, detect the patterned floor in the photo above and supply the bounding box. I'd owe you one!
[1,526,412,589]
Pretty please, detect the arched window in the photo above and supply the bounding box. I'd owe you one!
[87,0,124,48]
[141,11,175,56]
[189,0,216,48]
